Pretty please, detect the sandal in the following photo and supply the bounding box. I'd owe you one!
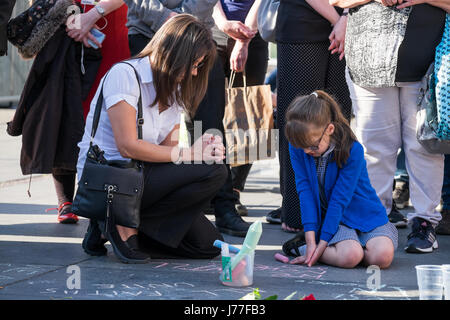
[46,202,79,224]
[282,231,306,257]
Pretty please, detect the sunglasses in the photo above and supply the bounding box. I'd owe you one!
[304,124,329,151]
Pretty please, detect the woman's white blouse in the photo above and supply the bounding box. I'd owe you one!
[77,57,183,180]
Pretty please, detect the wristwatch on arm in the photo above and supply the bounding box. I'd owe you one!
[95,4,105,17]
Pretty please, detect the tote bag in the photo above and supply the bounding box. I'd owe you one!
[435,13,450,140]
[223,71,276,167]
[416,63,450,154]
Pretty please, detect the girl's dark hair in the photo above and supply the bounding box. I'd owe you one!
[136,14,216,117]
[284,90,356,168]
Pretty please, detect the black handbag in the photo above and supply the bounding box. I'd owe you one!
[72,62,145,229]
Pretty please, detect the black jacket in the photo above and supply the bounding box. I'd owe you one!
[0,0,16,56]
[7,27,101,174]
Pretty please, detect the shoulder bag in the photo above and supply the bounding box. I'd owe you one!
[72,62,145,228]
[257,0,279,43]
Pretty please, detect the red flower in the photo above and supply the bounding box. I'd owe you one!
[302,294,316,300]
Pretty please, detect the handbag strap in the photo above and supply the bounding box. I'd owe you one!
[228,70,247,89]
[90,61,144,144]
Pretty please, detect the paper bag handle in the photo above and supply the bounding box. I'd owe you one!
[228,70,247,89]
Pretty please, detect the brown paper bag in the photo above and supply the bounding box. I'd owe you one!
[223,71,276,167]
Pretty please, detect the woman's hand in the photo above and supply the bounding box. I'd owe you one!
[219,20,256,41]
[396,0,428,9]
[328,15,347,60]
[374,0,404,6]
[188,133,225,163]
[66,9,102,48]
[230,40,249,72]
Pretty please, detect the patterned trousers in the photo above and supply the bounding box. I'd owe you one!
[277,41,352,229]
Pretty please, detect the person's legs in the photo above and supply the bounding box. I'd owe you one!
[398,81,444,227]
[226,33,269,216]
[139,162,228,250]
[393,81,444,252]
[52,169,78,224]
[362,237,395,269]
[193,49,250,237]
[287,225,363,268]
[277,42,329,231]
[325,53,352,122]
[319,240,364,269]
[346,70,402,215]
[436,155,450,234]
[393,148,410,209]
[139,213,224,259]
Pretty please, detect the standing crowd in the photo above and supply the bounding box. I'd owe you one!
[1,0,449,269]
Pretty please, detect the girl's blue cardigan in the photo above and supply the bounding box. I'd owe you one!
[289,141,388,243]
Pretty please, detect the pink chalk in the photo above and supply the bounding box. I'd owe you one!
[231,259,247,278]
[274,253,289,263]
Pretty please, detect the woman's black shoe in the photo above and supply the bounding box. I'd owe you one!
[107,227,151,264]
[82,220,108,256]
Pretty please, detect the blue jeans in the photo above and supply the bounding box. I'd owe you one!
[265,68,277,92]
[443,155,450,211]
[395,148,409,183]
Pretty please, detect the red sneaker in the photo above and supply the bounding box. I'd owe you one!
[46,202,79,224]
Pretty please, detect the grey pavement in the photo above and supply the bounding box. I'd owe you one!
[0,107,450,301]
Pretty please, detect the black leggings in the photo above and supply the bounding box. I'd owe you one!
[277,41,352,229]
[138,162,228,259]
[52,170,76,206]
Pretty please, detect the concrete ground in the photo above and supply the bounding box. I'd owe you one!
[1,107,450,301]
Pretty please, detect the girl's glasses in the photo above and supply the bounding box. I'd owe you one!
[305,124,329,151]
[192,61,204,70]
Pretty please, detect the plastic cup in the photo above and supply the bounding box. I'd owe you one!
[220,251,254,287]
[415,265,443,300]
[442,265,450,300]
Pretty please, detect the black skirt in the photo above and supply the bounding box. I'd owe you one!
[277,41,352,229]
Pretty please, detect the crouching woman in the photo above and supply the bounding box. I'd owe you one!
[77,14,228,263]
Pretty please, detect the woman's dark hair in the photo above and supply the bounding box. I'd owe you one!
[136,14,216,117]
[284,90,357,168]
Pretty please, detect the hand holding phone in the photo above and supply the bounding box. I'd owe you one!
[87,28,105,49]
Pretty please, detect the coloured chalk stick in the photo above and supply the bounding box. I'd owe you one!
[214,240,240,254]
[274,253,289,263]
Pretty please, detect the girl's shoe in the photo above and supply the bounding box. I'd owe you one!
[46,202,79,224]
[282,231,306,257]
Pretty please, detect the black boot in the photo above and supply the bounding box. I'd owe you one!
[215,211,250,237]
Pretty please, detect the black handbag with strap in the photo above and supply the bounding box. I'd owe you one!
[72,62,145,229]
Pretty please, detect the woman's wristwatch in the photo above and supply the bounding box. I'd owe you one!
[95,4,105,17]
